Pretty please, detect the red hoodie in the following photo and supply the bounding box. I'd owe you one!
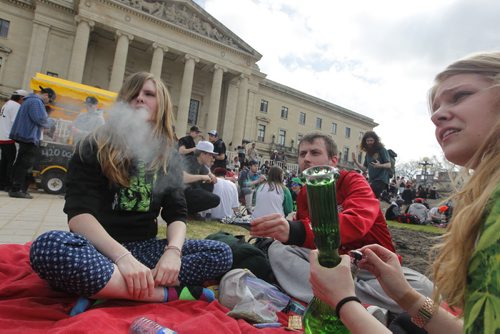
[294,170,397,256]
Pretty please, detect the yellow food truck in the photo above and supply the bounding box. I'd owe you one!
[29,73,116,194]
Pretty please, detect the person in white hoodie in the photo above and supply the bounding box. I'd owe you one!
[210,167,240,220]
[407,198,430,224]
[0,89,28,190]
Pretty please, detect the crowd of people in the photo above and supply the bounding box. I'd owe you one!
[0,84,109,199]
[1,51,497,333]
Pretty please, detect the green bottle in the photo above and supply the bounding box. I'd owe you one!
[302,165,350,334]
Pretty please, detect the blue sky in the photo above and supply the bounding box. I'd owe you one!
[194,0,500,163]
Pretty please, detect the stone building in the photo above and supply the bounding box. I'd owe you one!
[0,0,377,165]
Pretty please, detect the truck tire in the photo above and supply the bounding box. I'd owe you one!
[41,170,66,194]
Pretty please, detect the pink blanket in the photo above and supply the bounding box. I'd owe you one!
[0,243,292,333]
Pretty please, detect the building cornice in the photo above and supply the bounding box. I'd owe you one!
[36,0,75,13]
[3,0,35,9]
[262,79,378,127]
[96,0,260,63]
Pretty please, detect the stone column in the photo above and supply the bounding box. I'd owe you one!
[109,31,134,92]
[206,64,226,131]
[221,82,238,143]
[175,54,199,136]
[231,74,249,147]
[22,22,50,89]
[67,16,95,83]
[150,43,168,78]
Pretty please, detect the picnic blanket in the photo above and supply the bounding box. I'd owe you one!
[0,243,291,333]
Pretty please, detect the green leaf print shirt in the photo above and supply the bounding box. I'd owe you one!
[463,185,500,334]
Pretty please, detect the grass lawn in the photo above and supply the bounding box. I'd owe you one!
[158,220,250,240]
[157,219,445,241]
[386,220,445,234]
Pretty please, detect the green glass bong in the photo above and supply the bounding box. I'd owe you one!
[302,165,350,334]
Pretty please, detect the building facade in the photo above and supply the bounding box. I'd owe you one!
[0,0,377,165]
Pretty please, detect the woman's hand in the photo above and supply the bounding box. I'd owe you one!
[116,254,155,300]
[309,251,355,307]
[152,250,182,287]
[358,244,414,303]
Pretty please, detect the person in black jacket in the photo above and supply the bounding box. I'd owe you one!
[29,72,232,303]
[207,129,227,170]
[401,184,416,206]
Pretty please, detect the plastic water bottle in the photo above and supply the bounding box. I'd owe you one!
[129,317,177,334]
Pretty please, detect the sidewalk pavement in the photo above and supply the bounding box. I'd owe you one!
[0,190,68,245]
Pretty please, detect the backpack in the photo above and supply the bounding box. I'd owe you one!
[205,232,274,283]
[387,149,397,178]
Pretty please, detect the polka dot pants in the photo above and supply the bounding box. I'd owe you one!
[30,230,233,296]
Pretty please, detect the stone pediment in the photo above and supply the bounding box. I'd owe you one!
[113,0,261,58]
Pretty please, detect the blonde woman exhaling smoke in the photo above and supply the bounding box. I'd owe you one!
[309,52,500,334]
[29,72,233,306]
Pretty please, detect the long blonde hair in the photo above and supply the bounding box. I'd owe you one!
[430,52,500,311]
[87,72,175,186]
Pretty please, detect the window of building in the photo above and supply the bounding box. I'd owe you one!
[278,129,286,146]
[260,100,268,113]
[188,99,199,125]
[299,112,306,125]
[46,71,59,77]
[345,127,351,138]
[257,124,266,142]
[281,106,288,119]
[0,19,10,38]
[359,131,364,140]
[343,147,349,163]
[331,122,337,135]
[316,117,322,129]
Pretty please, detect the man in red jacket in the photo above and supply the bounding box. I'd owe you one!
[250,133,432,313]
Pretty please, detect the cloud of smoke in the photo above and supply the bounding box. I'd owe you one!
[105,102,187,192]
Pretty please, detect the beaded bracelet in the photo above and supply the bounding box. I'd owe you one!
[335,296,361,318]
[164,245,182,256]
[114,251,131,264]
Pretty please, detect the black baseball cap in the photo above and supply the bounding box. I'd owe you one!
[39,86,56,103]
[85,96,99,105]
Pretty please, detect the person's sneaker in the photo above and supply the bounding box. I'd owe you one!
[8,191,33,199]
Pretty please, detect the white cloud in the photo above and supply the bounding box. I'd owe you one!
[195,0,500,163]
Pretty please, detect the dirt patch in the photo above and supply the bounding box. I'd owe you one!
[388,226,438,277]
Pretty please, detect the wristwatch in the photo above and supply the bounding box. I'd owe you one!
[411,297,435,328]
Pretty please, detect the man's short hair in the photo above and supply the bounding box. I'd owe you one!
[298,132,338,158]
[213,167,227,177]
[249,160,259,166]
